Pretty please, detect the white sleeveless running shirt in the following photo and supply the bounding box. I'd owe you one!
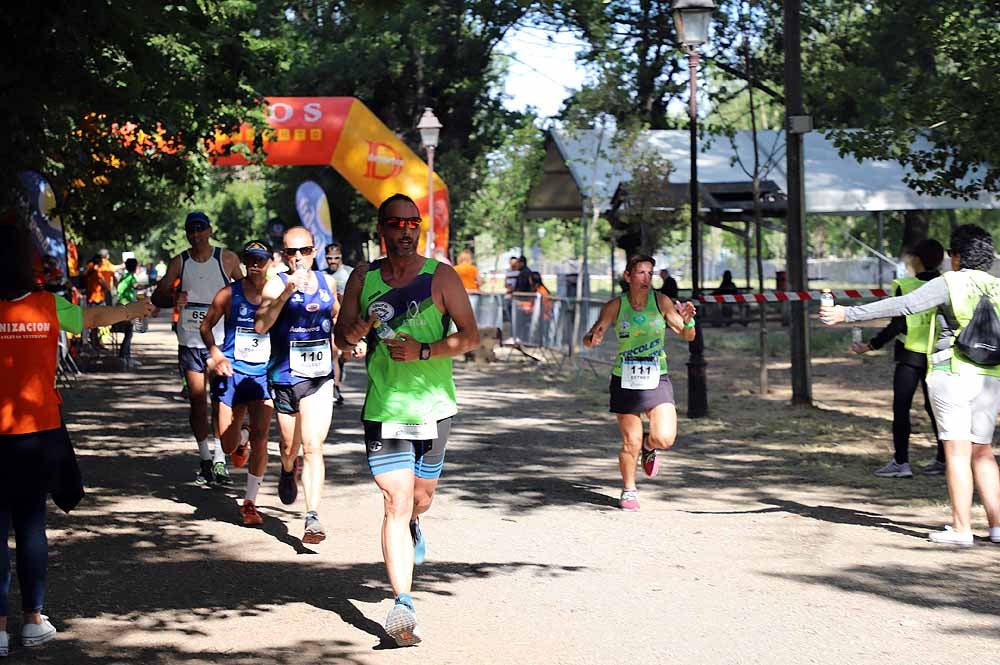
[176,247,230,348]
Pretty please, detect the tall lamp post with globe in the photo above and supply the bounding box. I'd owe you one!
[671,0,715,418]
[417,107,443,255]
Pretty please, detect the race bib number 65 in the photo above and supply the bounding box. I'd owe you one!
[181,304,209,332]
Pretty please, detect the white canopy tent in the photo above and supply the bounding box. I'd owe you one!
[526,128,999,218]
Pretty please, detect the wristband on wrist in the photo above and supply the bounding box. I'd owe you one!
[683,319,696,329]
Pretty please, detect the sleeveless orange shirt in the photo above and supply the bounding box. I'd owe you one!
[0,292,62,435]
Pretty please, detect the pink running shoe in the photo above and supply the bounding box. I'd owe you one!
[641,446,660,478]
[619,489,639,511]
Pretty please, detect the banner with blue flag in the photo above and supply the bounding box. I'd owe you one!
[295,180,333,270]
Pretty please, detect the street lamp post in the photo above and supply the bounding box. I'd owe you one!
[672,0,714,419]
[417,107,443,255]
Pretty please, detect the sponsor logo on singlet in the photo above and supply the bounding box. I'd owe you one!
[321,319,331,333]
[369,301,395,323]
[239,304,249,317]
[289,325,322,334]
[306,302,320,312]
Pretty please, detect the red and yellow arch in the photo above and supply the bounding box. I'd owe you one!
[211,97,448,254]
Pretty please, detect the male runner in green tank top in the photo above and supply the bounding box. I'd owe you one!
[335,193,479,646]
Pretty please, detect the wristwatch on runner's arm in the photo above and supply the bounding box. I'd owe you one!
[420,343,431,360]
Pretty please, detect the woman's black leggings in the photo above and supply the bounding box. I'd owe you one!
[892,362,944,464]
[0,492,48,616]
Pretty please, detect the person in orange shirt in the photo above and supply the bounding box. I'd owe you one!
[453,249,481,316]
[0,220,151,657]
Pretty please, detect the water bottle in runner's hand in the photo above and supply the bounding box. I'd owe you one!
[372,318,396,340]
[820,288,834,309]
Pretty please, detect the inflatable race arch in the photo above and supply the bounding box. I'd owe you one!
[213,97,449,254]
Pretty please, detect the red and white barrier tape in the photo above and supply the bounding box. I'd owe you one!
[698,289,889,303]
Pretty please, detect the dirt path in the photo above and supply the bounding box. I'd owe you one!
[6,319,998,664]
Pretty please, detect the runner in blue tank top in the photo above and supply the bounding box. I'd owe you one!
[202,240,275,526]
[255,226,339,545]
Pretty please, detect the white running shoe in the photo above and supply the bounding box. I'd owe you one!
[873,459,913,478]
[990,526,1000,544]
[928,527,974,548]
[21,615,57,647]
[385,602,421,647]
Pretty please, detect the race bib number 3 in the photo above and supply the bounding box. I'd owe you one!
[382,421,439,441]
[234,327,270,364]
[290,339,332,378]
[621,359,660,390]
[181,304,209,332]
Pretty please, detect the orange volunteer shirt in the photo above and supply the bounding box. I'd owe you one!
[0,292,62,435]
[454,262,479,292]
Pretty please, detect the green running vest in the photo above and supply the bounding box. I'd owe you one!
[891,276,934,354]
[360,258,457,423]
[929,270,1000,377]
[613,292,668,377]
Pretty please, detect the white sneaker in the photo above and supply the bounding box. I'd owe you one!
[873,459,913,478]
[929,527,974,548]
[21,616,56,647]
[0,631,8,657]
[990,526,1000,543]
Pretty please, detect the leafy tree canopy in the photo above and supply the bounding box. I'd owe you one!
[4,1,283,243]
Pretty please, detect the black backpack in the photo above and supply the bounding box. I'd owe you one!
[955,282,1000,366]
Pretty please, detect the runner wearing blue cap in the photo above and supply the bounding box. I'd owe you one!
[151,212,244,485]
[201,240,275,525]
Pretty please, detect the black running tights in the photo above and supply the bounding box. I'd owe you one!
[892,362,944,465]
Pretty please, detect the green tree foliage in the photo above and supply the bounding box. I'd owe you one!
[4,1,283,243]
[458,116,546,251]
[542,0,785,129]
[252,0,531,259]
[802,0,1000,197]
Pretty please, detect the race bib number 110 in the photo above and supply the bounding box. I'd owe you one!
[290,339,332,378]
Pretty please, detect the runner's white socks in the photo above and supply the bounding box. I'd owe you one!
[197,438,212,461]
[245,473,263,503]
[213,438,226,464]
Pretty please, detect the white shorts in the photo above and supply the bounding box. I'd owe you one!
[927,370,1000,444]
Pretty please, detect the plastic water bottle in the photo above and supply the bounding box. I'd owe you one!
[372,318,396,340]
[852,327,863,344]
[133,293,148,333]
[820,288,834,309]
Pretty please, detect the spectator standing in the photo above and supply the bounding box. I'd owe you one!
[504,256,519,294]
[323,242,354,298]
[711,270,739,324]
[820,224,1000,547]
[854,239,946,478]
[115,258,140,369]
[0,221,152,657]
[323,242,354,405]
[454,249,481,316]
[659,269,679,300]
[514,256,534,293]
